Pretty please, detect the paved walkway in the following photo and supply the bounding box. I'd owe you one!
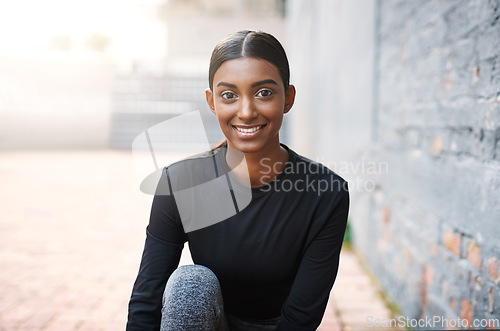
[0,150,397,330]
[321,250,401,331]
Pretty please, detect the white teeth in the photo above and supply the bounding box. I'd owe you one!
[235,125,263,133]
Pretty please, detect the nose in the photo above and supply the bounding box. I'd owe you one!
[237,96,258,121]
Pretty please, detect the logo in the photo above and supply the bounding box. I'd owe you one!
[132,111,251,232]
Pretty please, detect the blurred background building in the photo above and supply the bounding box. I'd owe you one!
[1,0,499,328]
[0,0,167,149]
[110,0,286,149]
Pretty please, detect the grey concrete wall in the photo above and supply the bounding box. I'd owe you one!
[364,0,500,325]
[285,0,375,164]
[287,0,500,327]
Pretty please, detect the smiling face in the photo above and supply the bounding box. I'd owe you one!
[206,57,295,156]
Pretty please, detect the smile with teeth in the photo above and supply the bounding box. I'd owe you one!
[233,125,265,133]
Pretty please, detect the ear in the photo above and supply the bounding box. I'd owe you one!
[205,88,216,115]
[284,85,296,114]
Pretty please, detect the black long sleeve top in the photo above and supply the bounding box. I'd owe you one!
[127,144,349,331]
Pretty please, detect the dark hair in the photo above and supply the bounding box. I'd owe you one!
[208,30,290,91]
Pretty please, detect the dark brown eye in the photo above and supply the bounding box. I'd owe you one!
[256,89,273,98]
[221,91,237,100]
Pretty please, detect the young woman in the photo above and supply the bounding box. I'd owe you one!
[127,30,349,331]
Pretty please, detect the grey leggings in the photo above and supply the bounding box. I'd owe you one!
[161,265,280,331]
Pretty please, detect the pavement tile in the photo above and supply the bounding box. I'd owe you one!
[17,311,56,330]
[331,250,403,330]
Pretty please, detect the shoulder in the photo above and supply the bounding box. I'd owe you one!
[163,147,227,191]
[164,146,228,178]
[166,148,220,172]
[148,147,224,196]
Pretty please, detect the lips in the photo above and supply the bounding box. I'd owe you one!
[232,125,265,133]
[231,124,267,138]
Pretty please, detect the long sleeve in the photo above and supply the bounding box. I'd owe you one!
[277,186,350,331]
[127,170,187,331]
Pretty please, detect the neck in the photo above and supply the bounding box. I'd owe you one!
[226,142,289,187]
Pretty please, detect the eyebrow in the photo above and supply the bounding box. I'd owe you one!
[216,79,279,88]
[217,82,237,88]
[251,79,278,87]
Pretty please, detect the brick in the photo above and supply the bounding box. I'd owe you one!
[443,229,461,256]
[487,256,500,283]
[424,264,434,287]
[444,1,482,42]
[445,66,474,99]
[420,264,435,309]
[430,242,438,256]
[402,128,421,149]
[377,237,388,253]
[476,58,500,99]
[473,65,481,83]
[384,151,500,242]
[381,206,391,225]
[418,20,447,54]
[412,48,446,79]
[482,100,500,134]
[442,280,449,299]
[460,298,473,327]
[467,241,482,269]
[477,0,500,26]
[405,246,413,264]
[379,1,420,38]
[450,296,457,312]
[432,135,443,155]
[476,24,500,61]
[449,38,476,71]
[445,127,497,160]
[440,97,481,127]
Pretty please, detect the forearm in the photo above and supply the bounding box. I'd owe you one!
[127,230,183,330]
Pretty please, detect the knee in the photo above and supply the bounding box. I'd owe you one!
[163,265,220,305]
[166,265,219,290]
[161,265,225,329]
[169,265,217,283]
